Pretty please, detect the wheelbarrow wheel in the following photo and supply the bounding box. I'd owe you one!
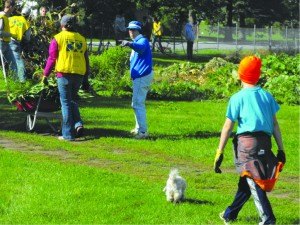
[26,114,36,132]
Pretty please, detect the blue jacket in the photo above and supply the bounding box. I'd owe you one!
[184,22,195,42]
[128,34,152,80]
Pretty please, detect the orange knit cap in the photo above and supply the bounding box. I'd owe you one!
[238,56,262,85]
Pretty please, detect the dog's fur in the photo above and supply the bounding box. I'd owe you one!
[163,169,187,203]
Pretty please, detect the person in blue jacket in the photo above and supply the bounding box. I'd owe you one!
[121,21,153,139]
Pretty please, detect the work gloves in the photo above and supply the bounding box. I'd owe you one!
[42,76,48,86]
[277,150,286,164]
[277,150,286,172]
[121,40,132,47]
[214,149,224,173]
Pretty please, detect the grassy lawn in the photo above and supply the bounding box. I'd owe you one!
[0,77,299,224]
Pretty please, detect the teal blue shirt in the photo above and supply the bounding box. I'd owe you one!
[226,86,280,136]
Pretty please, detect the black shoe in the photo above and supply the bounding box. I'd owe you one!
[76,126,84,137]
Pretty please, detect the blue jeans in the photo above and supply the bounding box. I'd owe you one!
[131,72,153,133]
[0,41,17,80]
[223,176,276,224]
[57,75,83,140]
[9,40,26,82]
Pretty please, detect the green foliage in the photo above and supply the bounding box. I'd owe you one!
[6,77,57,103]
[264,74,300,105]
[88,52,299,105]
[260,53,300,105]
[89,47,130,97]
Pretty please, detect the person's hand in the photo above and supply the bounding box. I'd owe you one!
[214,149,224,173]
[277,150,286,164]
[42,76,48,86]
[120,40,131,47]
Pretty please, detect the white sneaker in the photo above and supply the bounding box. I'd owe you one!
[134,132,149,139]
[219,211,230,225]
[130,128,138,135]
[58,136,74,141]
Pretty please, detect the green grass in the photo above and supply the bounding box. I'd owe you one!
[0,78,299,224]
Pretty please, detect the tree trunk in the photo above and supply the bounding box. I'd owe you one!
[225,0,233,41]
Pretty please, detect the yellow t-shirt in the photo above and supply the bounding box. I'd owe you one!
[54,30,87,75]
[0,13,11,42]
[153,21,162,36]
[9,16,30,41]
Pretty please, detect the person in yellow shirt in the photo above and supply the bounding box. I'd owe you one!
[9,7,31,82]
[43,15,90,141]
[152,16,164,53]
[0,0,17,80]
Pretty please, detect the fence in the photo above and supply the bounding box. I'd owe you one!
[196,23,300,53]
[88,23,300,54]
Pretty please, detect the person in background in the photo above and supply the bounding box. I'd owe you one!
[214,56,286,225]
[0,0,17,80]
[8,7,31,82]
[113,10,126,46]
[141,15,152,41]
[121,21,153,139]
[37,6,49,26]
[152,16,164,53]
[43,15,90,141]
[183,15,196,60]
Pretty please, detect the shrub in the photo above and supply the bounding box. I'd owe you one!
[89,47,130,96]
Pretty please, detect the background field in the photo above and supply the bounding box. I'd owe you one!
[0,79,299,224]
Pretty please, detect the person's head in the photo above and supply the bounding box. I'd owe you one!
[4,0,15,14]
[153,16,159,22]
[39,6,47,16]
[60,14,76,31]
[127,20,142,39]
[238,56,262,86]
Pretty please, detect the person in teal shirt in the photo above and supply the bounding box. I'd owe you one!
[214,56,286,225]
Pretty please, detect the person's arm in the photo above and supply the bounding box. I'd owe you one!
[81,50,90,91]
[128,39,147,54]
[214,118,235,173]
[43,39,58,77]
[273,115,284,150]
[273,115,286,164]
[23,28,31,42]
[218,118,235,151]
[0,18,11,38]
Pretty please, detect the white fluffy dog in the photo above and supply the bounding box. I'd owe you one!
[163,169,187,203]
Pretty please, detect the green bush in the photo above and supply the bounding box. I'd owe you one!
[89,46,130,96]
[88,52,299,105]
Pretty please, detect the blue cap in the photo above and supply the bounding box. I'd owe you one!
[127,21,142,30]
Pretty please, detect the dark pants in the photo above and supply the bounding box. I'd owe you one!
[186,41,194,60]
[152,35,164,52]
[223,176,276,224]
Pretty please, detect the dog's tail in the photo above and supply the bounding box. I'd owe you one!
[169,168,179,179]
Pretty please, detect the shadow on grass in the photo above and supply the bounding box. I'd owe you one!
[149,131,220,141]
[79,96,129,109]
[83,128,220,141]
[183,198,214,205]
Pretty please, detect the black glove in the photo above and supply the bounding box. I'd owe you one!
[81,81,90,91]
[121,40,131,47]
[214,150,224,173]
[42,76,48,86]
[277,150,286,164]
